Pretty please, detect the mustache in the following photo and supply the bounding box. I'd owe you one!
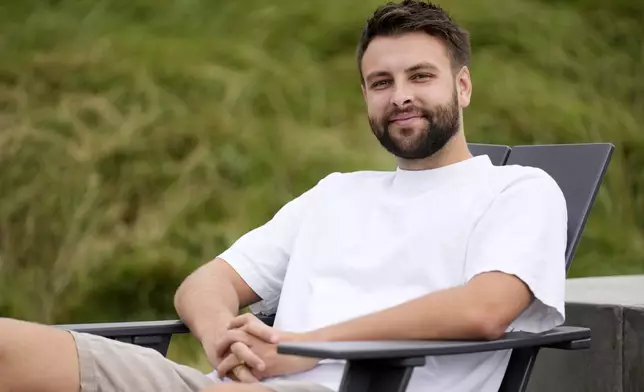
[384,106,429,122]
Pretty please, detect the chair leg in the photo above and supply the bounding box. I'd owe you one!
[338,357,425,392]
[498,347,541,392]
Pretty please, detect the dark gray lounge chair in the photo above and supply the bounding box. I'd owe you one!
[56,142,614,392]
[468,143,511,165]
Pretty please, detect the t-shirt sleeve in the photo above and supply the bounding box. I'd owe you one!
[217,175,332,314]
[463,170,568,333]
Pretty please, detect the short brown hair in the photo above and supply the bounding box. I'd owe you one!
[357,0,471,83]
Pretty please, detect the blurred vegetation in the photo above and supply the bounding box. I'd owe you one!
[0,0,642,370]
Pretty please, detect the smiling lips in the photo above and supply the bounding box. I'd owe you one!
[389,113,424,126]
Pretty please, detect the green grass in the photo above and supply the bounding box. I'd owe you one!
[1,0,643,369]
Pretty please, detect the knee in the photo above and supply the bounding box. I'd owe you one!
[0,318,35,358]
[0,318,19,358]
[0,317,23,334]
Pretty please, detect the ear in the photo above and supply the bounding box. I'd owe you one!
[361,83,367,101]
[456,66,472,108]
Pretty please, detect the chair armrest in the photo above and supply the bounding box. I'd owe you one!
[55,319,190,338]
[53,313,274,356]
[54,312,277,337]
[52,311,276,358]
[54,320,191,357]
[277,326,590,360]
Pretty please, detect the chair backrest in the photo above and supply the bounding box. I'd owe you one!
[468,143,511,166]
[504,143,614,270]
[498,143,614,392]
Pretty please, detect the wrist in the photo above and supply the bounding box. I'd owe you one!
[192,315,235,346]
[297,329,328,343]
[198,329,222,348]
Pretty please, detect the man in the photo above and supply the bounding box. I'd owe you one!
[0,1,567,392]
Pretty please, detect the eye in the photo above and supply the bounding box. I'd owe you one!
[411,73,434,81]
[370,79,391,89]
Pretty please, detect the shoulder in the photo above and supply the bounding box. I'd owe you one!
[283,170,392,210]
[485,163,566,210]
[492,163,562,192]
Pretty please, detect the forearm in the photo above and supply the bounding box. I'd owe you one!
[174,262,240,344]
[306,273,530,343]
[307,286,486,343]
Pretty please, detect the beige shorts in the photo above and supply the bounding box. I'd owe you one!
[68,331,332,392]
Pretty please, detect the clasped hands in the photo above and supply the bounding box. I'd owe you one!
[205,314,319,383]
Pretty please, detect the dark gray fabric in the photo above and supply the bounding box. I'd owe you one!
[505,143,614,269]
[467,143,510,165]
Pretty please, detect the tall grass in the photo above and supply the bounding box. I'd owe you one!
[0,0,642,368]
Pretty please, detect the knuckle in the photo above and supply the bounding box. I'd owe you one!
[218,332,232,345]
[246,322,262,334]
[240,313,252,322]
[230,330,246,342]
[231,341,246,351]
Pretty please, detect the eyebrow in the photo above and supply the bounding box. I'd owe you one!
[406,62,439,73]
[365,62,440,84]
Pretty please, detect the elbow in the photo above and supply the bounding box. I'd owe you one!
[173,281,185,314]
[173,271,195,314]
[474,312,509,341]
[478,321,507,341]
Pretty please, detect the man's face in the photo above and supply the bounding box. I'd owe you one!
[361,32,470,160]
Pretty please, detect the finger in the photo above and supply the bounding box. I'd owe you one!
[230,364,258,384]
[216,353,243,380]
[214,330,250,359]
[216,353,259,383]
[227,313,254,329]
[242,320,279,344]
[230,341,265,372]
[228,314,279,344]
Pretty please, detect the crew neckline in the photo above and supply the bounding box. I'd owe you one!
[390,155,492,195]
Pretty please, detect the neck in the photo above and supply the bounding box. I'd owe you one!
[396,130,472,171]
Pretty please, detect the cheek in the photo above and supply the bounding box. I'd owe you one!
[418,79,454,105]
[416,90,442,106]
[366,94,390,118]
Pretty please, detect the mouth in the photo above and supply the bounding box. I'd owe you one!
[389,115,424,126]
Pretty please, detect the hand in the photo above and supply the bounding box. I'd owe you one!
[201,326,268,383]
[215,314,320,380]
[212,313,279,382]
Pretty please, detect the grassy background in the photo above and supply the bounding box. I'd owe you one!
[1,0,642,370]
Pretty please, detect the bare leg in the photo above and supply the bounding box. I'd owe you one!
[0,318,80,392]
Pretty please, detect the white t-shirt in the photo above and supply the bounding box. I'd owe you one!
[214,155,568,392]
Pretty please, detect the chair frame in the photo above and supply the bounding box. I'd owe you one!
[55,142,615,392]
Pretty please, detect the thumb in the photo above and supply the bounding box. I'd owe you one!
[242,322,280,344]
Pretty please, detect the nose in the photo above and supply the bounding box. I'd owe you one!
[390,84,413,108]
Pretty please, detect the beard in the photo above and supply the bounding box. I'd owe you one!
[368,89,460,160]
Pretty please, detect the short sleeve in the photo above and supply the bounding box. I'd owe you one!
[217,174,334,314]
[463,170,568,333]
